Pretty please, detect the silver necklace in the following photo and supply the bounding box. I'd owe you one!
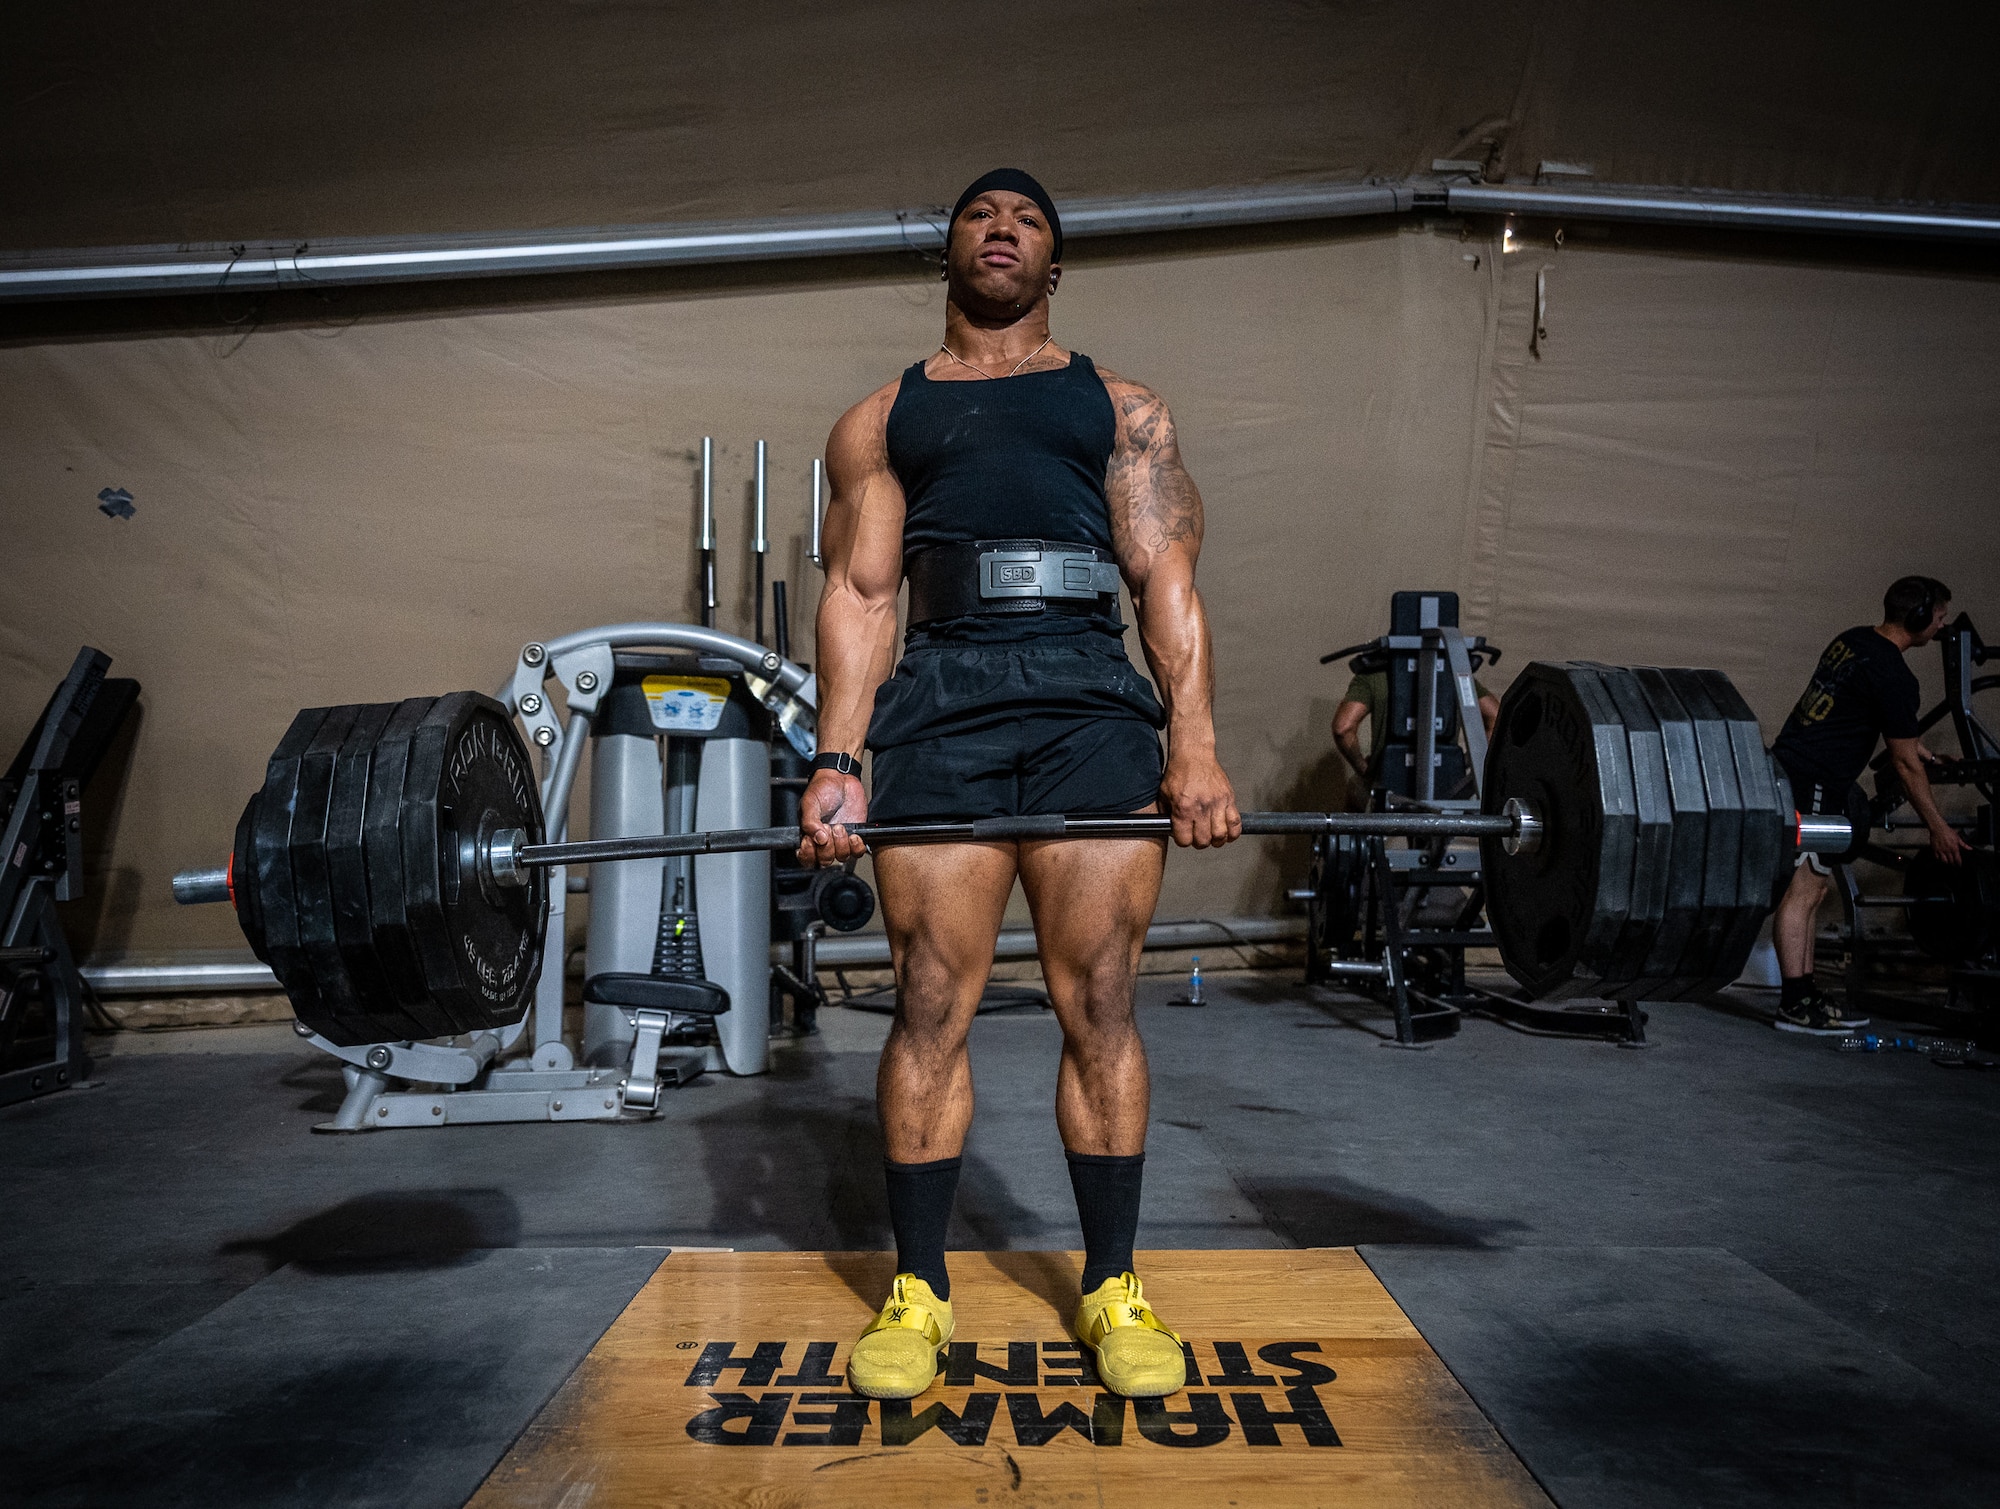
[937,334,1053,379]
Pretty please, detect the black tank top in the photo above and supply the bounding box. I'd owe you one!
[888,353,1117,555]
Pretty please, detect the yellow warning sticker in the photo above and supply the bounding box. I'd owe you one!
[642,676,733,733]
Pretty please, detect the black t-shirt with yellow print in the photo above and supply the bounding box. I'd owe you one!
[1771,625,1922,794]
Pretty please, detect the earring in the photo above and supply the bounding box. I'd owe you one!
[939,259,948,281]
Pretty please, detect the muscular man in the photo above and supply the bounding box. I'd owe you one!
[799,168,1240,1401]
[1769,575,1966,1034]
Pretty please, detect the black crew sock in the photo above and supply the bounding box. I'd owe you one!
[1780,975,1815,1012]
[1067,1150,1145,1295]
[883,1156,961,1300]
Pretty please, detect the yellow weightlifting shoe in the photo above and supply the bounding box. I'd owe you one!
[846,1273,954,1400]
[1076,1271,1186,1397]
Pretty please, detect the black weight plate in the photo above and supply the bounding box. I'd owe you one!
[362,697,440,1019]
[231,790,267,963]
[1840,780,1872,864]
[1480,661,1640,1000]
[1695,669,1785,993]
[1584,665,1674,998]
[323,702,446,1044]
[1767,754,1797,912]
[250,707,332,1023]
[399,693,546,1034]
[286,704,368,1036]
[1657,669,1744,999]
[1626,668,1712,998]
[1833,780,1874,867]
[1307,833,1368,974]
[1906,850,2000,963]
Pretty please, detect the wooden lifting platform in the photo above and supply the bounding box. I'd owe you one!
[471,1248,1549,1509]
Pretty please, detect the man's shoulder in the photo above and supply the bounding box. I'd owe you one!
[1830,623,1893,651]
[1091,361,1162,404]
[830,372,909,447]
[1843,626,1916,676]
[1344,668,1386,702]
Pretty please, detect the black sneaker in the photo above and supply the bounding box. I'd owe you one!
[1774,993,1872,1035]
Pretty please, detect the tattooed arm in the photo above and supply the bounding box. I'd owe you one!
[1100,369,1242,848]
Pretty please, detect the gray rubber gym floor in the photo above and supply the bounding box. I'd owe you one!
[3,973,1996,1507]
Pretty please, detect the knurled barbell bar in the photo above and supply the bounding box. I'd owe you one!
[171,664,1853,1046]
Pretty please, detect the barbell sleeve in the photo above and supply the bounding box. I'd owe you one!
[172,865,232,905]
[1796,812,1857,853]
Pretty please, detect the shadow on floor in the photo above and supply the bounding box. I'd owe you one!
[219,1188,522,1273]
[1235,1176,1525,1248]
[1510,1330,2000,1506]
[693,1099,886,1252]
[984,1249,1085,1325]
[277,1059,349,1115]
[689,1100,1041,1287]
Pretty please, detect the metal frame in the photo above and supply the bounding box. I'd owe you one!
[1,648,139,1106]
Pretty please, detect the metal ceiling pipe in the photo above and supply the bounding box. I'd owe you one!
[0,183,1407,302]
[1445,182,2000,242]
[5,177,1990,304]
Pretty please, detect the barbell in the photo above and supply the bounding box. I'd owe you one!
[172,663,1852,1045]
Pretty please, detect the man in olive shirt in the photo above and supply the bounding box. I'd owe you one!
[1332,665,1499,789]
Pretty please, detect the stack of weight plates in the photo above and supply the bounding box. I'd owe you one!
[1481,661,1787,1003]
[232,693,547,1046]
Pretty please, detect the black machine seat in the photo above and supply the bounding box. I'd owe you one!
[582,973,731,1017]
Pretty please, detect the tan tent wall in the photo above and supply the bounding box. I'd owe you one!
[9,3,1998,253]
[5,220,1997,961]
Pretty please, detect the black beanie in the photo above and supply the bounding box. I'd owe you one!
[949,168,1063,261]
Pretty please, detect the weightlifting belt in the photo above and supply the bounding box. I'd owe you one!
[905,539,1122,628]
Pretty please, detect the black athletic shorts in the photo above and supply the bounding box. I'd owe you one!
[865,635,1166,822]
[1775,757,1853,819]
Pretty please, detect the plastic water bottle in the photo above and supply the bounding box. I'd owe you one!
[1187,956,1205,1007]
[1837,1033,1978,1055]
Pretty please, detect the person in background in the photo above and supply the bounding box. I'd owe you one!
[1769,575,1966,1034]
[1331,662,1499,789]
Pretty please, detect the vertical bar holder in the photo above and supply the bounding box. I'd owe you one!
[753,439,769,645]
[700,435,717,629]
[809,458,824,570]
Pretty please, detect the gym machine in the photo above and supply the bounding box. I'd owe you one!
[1307,591,1537,1045]
[1,647,139,1106]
